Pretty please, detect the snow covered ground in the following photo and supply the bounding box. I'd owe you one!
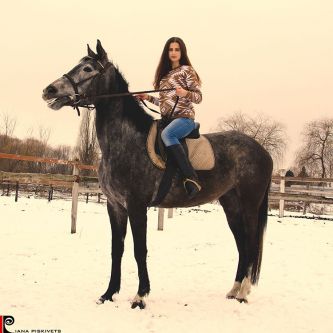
[0,196,332,333]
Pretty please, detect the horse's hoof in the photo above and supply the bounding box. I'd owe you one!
[131,300,146,309]
[131,294,146,309]
[226,295,236,300]
[96,295,113,305]
[236,298,248,304]
[96,297,105,305]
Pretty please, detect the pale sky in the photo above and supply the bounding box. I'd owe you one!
[1,0,332,168]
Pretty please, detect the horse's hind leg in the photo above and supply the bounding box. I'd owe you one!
[221,183,268,303]
[219,189,251,302]
[236,197,265,303]
[97,201,128,304]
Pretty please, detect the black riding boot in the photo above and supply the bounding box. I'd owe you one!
[166,144,201,199]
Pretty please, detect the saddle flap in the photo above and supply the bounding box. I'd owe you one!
[147,121,215,171]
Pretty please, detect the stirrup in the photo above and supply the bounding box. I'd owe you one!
[183,178,202,191]
[183,178,202,198]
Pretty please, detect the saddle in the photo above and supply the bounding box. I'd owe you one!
[146,120,215,206]
[146,120,215,171]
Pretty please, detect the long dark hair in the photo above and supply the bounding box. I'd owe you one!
[153,37,201,89]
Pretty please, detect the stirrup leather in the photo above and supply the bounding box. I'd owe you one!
[183,178,202,191]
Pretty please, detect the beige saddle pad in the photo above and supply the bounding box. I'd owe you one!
[146,121,215,170]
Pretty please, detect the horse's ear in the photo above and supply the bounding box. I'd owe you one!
[96,39,107,61]
[87,44,97,58]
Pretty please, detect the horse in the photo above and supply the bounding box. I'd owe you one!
[42,40,273,308]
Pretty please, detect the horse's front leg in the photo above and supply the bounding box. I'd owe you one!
[97,201,128,304]
[128,203,150,309]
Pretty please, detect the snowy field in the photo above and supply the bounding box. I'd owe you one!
[0,196,332,333]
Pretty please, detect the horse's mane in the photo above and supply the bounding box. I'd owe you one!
[113,66,154,133]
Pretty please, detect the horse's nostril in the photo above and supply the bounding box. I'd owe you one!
[46,85,57,95]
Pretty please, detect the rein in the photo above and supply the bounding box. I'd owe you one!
[68,86,178,117]
[91,88,175,99]
[91,88,176,116]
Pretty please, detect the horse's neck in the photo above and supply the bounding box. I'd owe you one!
[94,68,154,160]
[95,99,153,160]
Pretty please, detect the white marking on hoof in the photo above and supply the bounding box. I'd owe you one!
[131,294,146,309]
[226,281,241,299]
[236,277,251,303]
[96,297,105,305]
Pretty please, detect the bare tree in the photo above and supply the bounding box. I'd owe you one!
[0,112,17,149]
[49,144,73,174]
[0,120,74,174]
[74,110,99,174]
[215,111,286,166]
[294,119,333,178]
[0,113,18,172]
[19,126,52,173]
[0,112,17,137]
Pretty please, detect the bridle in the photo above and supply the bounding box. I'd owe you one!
[62,57,106,116]
[63,57,178,117]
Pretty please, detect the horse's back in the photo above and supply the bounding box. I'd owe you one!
[206,130,273,199]
[205,130,273,171]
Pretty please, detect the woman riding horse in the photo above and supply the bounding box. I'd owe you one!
[42,40,273,308]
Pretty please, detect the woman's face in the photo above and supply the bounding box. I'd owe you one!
[168,42,181,65]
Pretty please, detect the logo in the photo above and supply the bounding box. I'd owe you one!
[0,315,61,333]
[0,316,15,333]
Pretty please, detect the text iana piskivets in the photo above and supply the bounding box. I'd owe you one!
[14,329,61,333]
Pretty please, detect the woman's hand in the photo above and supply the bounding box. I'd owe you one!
[135,93,148,100]
[175,86,188,97]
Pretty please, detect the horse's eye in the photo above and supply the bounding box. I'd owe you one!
[83,66,93,72]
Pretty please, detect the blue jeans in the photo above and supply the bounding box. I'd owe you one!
[161,118,196,147]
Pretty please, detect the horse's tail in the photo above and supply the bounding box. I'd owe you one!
[251,181,270,285]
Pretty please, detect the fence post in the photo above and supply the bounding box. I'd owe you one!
[48,186,53,202]
[15,182,19,202]
[168,208,173,218]
[71,164,79,234]
[279,169,286,218]
[303,183,310,215]
[158,208,164,231]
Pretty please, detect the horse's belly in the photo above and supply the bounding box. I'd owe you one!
[159,178,232,208]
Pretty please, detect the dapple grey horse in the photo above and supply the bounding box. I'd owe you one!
[42,40,273,308]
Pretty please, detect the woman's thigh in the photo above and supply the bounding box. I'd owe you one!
[161,118,195,146]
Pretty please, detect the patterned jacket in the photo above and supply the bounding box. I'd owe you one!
[147,65,202,119]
